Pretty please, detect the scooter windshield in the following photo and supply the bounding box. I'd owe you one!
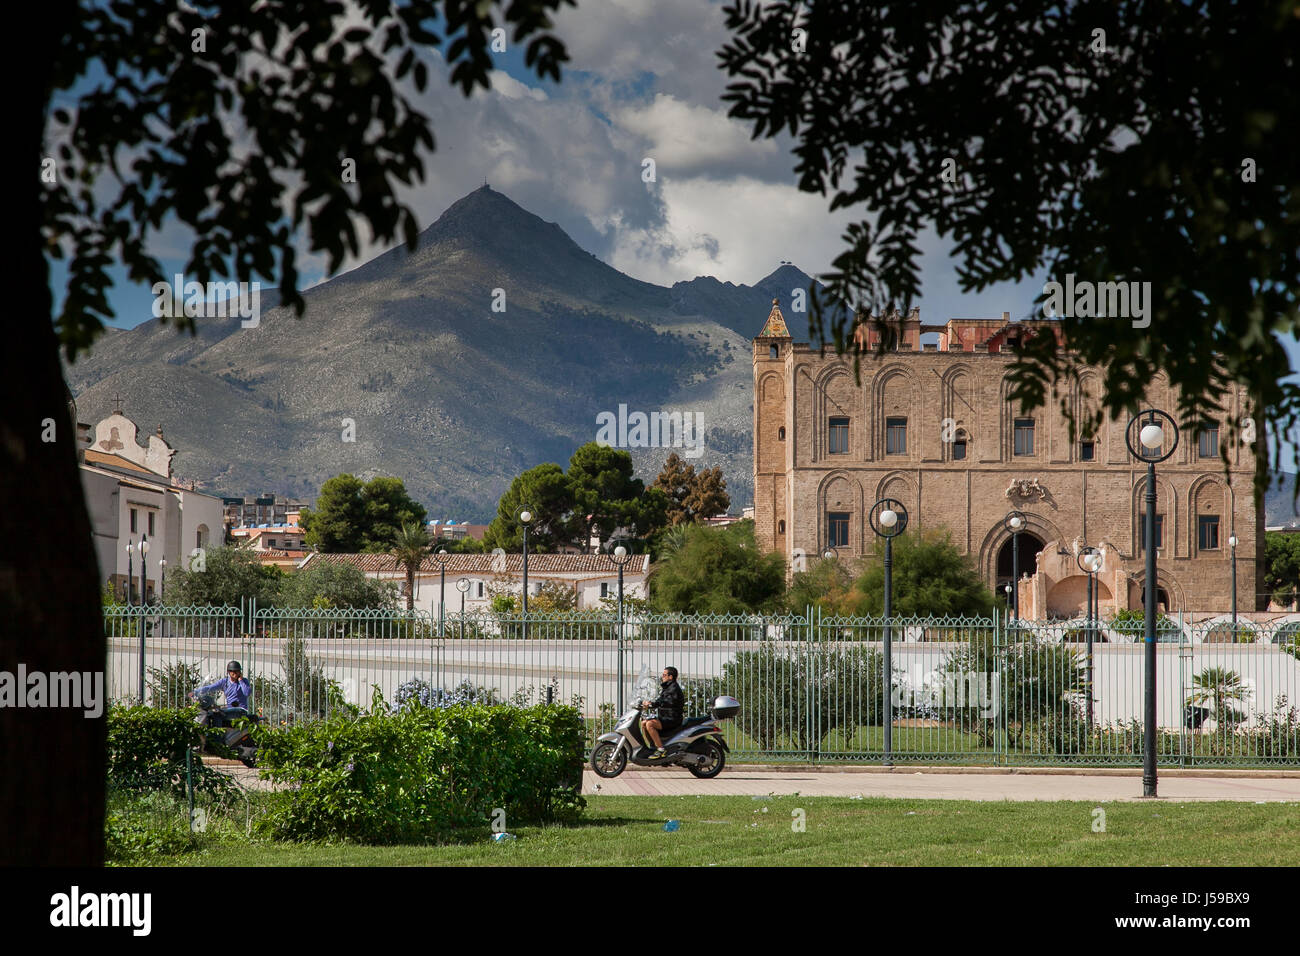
[631,664,657,707]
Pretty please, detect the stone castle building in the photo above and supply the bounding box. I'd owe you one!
[752,301,1263,616]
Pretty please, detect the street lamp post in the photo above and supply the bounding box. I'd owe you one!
[1003,511,1026,622]
[517,509,533,640]
[1127,409,1178,798]
[158,554,168,666]
[611,545,633,713]
[434,549,450,638]
[125,539,135,605]
[869,498,908,768]
[139,534,150,606]
[456,577,470,640]
[138,534,150,705]
[1077,546,1101,731]
[1229,534,1239,640]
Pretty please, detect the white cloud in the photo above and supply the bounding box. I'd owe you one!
[615,94,779,179]
[607,176,857,287]
[552,0,732,103]
[489,71,548,101]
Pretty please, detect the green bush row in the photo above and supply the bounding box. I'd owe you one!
[107,706,237,798]
[1018,696,1300,760]
[252,704,586,843]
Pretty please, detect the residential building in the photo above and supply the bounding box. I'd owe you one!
[426,520,489,542]
[303,552,649,614]
[222,494,310,531]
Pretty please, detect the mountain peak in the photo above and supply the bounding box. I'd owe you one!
[422,184,566,247]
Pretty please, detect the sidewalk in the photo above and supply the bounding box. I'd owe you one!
[582,767,1300,801]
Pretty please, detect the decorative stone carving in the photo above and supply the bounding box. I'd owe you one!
[1004,477,1046,501]
[91,412,175,478]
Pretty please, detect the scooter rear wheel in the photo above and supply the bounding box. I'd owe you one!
[688,740,725,779]
[590,741,627,778]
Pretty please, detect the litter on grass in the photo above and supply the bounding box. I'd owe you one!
[663,820,681,832]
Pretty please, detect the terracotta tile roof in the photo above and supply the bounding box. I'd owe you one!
[307,552,649,575]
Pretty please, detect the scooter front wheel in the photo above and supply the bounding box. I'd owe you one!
[590,741,627,778]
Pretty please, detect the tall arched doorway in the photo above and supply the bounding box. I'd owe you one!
[996,532,1045,596]
[1140,586,1172,613]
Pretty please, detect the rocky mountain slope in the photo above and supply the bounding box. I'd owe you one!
[66,187,820,519]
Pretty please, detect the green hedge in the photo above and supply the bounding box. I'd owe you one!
[681,643,886,752]
[253,704,586,842]
[107,705,235,797]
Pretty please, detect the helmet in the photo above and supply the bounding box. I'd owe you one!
[227,660,243,674]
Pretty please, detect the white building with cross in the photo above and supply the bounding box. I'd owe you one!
[78,405,226,601]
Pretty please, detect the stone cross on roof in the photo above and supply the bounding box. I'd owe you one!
[758,297,790,338]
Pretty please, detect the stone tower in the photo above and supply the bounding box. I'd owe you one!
[753,298,792,557]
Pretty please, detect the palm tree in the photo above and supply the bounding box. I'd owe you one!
[1187,667,1250,731]
[391,522,431,611]
[655,524,690,562]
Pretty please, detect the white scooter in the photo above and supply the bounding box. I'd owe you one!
[590,672,739,779]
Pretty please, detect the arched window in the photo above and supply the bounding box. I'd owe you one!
[778,520,786,534]
[952,429,968,461]
[769,345,779,359]
[778,426,786,441]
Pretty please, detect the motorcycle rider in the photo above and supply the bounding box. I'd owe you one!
[191,661,252,749]
[641,666,683,758]
[193,660,252,709]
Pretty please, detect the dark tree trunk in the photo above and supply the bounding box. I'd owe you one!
[0,2,107,865]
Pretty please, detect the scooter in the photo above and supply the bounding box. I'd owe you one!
[590,688,740,779]
[194,693,261,768]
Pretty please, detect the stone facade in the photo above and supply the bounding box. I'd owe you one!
[753,302,1263,616]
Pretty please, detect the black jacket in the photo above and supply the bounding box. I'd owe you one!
[649,679,684,725]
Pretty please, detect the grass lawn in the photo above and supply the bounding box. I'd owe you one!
[159,796,1300,867]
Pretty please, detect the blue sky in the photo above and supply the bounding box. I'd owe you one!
[50,0,1298,462]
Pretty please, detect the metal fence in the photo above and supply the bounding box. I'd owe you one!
[104,603,1300,766]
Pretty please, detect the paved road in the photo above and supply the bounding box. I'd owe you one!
[582,767,1300,802]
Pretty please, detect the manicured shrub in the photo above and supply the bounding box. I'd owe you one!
[392,677,501,711]
[146,659,203,709]
[1252,695,1300,758]
[1021,705,1091,757]
[253,705,586,842]
[681,643,885,751]
[107,705,235,798]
